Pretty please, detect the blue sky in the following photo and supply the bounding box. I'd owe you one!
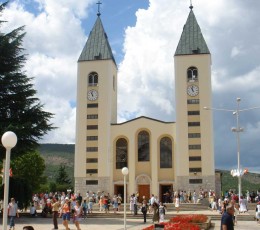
[2,0,260,173]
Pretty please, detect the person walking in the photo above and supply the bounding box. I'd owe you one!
[141,200,148,223]
[174,194,180,213]
[60,197,71,230]
[220,204,235,230]
[8,197,19,230]
[51,197,60,230]
[73,200,82,230]
[133,194,138,215]
[159,202,166,223]
[152,202,159,223]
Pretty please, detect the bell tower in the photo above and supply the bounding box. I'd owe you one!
[74,11,117,193]
[174,5,215,190]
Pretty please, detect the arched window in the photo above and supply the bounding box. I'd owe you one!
[116,138,128,169]
[88,72,98,86]
[160,137,172,168]
[138,131,150,161]
[187,67,198,82]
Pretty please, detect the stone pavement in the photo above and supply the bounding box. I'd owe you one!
[2,210,260,230]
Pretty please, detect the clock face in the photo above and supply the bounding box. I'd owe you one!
[87,89,98,101]
[187,85,199,97]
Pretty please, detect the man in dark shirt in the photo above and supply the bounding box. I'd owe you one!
[220,204,234,230]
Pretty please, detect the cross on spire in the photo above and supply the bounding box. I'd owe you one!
[97,1,102,16]
[189,0,193,9]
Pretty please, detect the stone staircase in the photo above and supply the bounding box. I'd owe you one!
[11,202,257,222]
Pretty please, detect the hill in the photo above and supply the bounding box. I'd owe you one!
[37,144,74,182]
[38,144,260,194]
[221,169,260,195]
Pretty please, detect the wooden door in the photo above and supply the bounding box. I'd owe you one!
[138,185,150,202]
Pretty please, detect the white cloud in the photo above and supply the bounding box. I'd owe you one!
[2,0,260,172]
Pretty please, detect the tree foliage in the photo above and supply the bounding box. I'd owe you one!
[0,151,46,208]
[0,1,55,159]
[11,151,46,190]
[55,164,72,186]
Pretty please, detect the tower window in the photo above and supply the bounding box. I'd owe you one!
[160,137,172,168]
[86,180,98,185]
[188,133,201,138]
[189,167,202,173]
[189,156,201,161]
[88,72,98,86]
[87,125,98,130]
[189,145,201,149]
[188,122,200,126]
[87,158,98,163]
[189,179,202,184]
[86,147,98,152]
[187,99,200,104]
[87,103,98,108]
[116,138,128,169]
[87,114,98,119]
[86,169,98,174]
[187,67,198,82]
[138,131,150,161]
[188,111,200,115]
[87,136,98,141]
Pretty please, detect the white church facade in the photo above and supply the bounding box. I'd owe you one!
[74,5,216,200]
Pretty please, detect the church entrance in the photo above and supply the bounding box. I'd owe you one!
[138,185,150,202]
[114,185,125,202]
[160,184,173,203]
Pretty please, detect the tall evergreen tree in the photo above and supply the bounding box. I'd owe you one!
[55,164,72,185]
[0,2,55,159]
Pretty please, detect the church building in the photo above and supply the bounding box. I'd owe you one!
[74,4,215,200]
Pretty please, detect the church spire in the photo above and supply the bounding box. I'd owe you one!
[78,9,116,65]
[174,6,210,56]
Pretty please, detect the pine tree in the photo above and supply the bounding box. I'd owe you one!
[55,164,72,185]
[0,2,55,158]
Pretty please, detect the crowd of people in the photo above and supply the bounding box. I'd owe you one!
[6,188,260,230]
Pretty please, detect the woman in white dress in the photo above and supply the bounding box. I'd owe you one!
[159,202,166,223]
[129,195,134,214]
[239,196,248,213]
[174,195,180,213]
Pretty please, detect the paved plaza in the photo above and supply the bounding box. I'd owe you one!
[2,210,260,230]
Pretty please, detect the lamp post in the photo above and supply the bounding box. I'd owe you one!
[1,131,17,230]
[122,167,129,230]
[204,98,260,201]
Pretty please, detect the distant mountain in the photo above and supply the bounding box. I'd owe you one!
[38,144,74,182]
[221,169,260,195]
[38,144,260,194]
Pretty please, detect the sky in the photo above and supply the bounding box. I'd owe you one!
[1,0,260,173]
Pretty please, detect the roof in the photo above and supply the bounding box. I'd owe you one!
[175,8,210,56]
[111,116,175,126]
[78,16,116,65]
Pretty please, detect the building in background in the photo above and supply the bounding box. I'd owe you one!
[74,4,215,200]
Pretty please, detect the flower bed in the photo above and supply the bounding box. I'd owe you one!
[142,214,210,230]
[170,214,208,224]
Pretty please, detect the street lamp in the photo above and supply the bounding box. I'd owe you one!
[204,98,260,201]
[1,131,17,230]
[122,167,129,230]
